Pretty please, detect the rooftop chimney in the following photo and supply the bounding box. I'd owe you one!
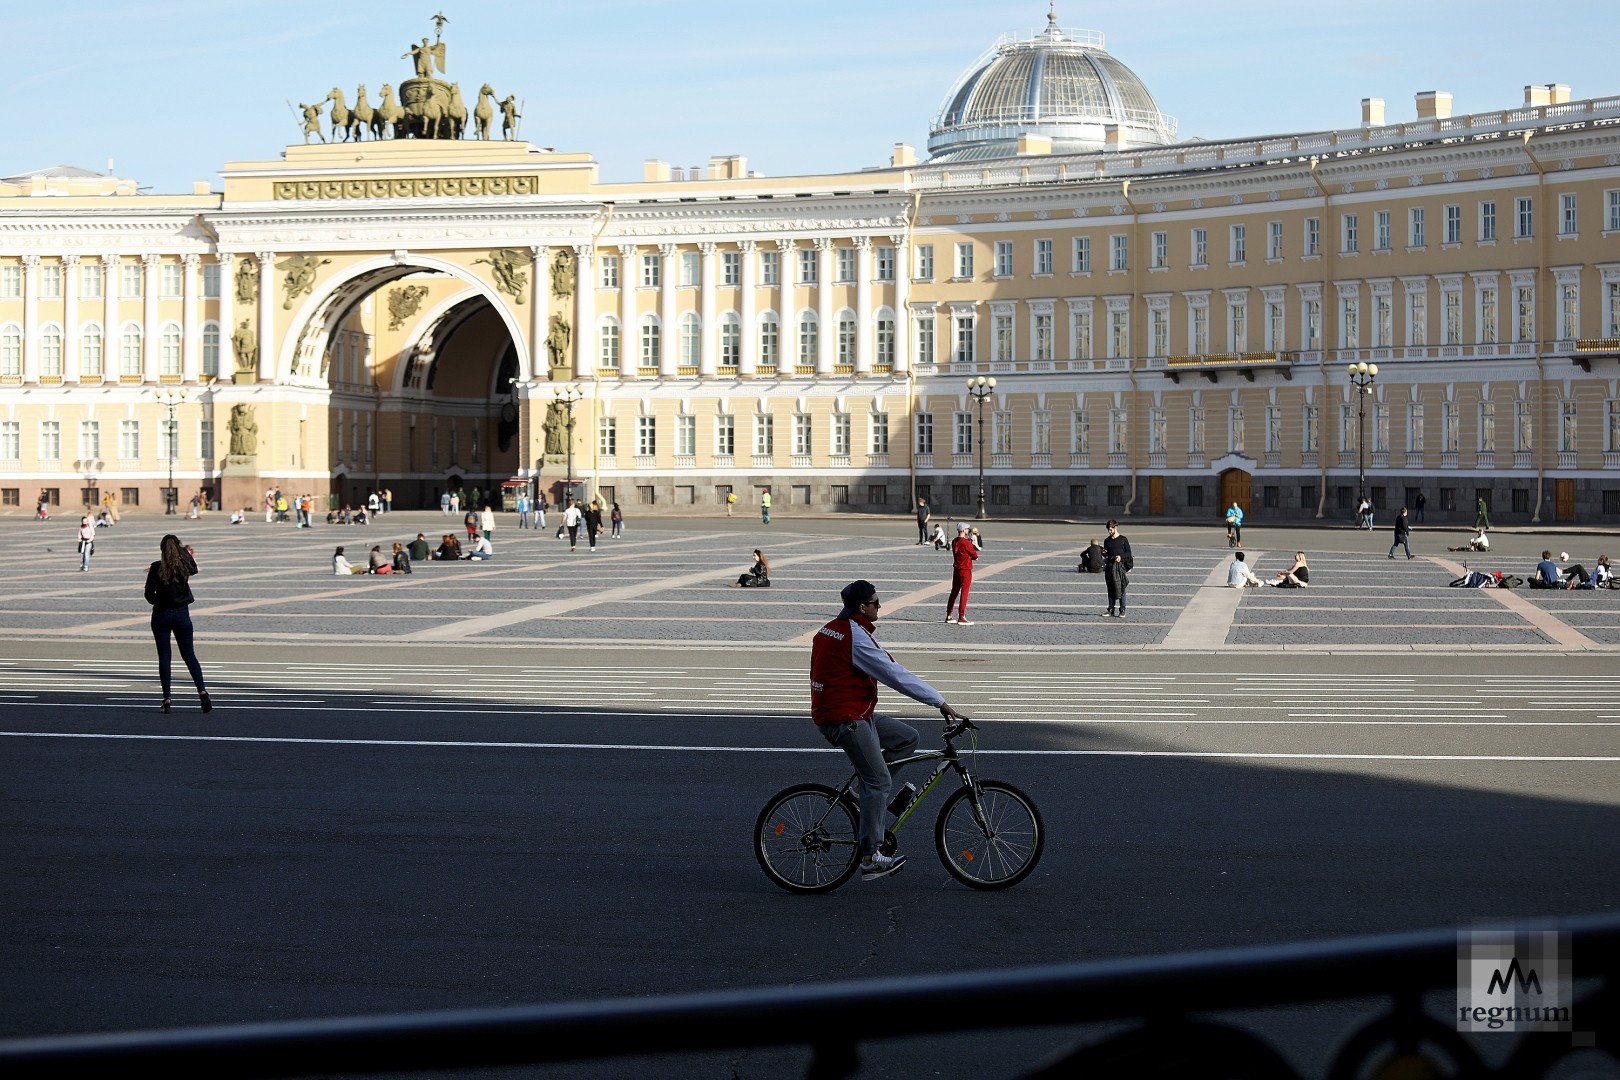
[643,159,671,182]
[1415,91,1452,120]
[1524,85,1551,107]
[890,143,917,167]
[1547,83,1571,104]
[1361,97,1385,127]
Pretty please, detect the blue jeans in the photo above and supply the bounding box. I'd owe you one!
[821,715,918,858]
[518,511,529,529]
[1389,538,1411,558]
[151,607,206,698]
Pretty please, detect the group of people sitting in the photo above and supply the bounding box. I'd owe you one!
[1532,551,1615,590]
[326,505,370,526]
[927,523,982,551]
[1226,551,1310,588]
[331,531,497,576]
[332,543,411,575]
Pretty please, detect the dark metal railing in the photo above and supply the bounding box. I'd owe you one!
[1,914,1614,1078]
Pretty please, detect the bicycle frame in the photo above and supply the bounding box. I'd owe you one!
[827,738,977,836]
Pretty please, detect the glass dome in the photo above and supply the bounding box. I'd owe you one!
[927,14,1177,163]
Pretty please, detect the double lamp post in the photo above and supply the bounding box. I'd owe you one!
[966,375,996,520]
[1346,361,1378,504]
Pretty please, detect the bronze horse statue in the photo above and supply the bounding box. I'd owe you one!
[376,84,404,139]
[325,87,360,142]
[351,85,375,141]
[474,84,497,140]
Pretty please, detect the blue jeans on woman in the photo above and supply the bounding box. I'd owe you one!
[151,607,207,698]
[820,715,918,858]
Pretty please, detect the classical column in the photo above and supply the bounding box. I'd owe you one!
[20,255,38,383]
[815,237,835,375]
[142,253,160,382]
[618,244,638,381]
[891,234,911,375]
[658,243,677,376]
[256,251,275,382]
[777,239,795,371]
[101,255,118,381]
[737,241,757,377]
[529,245,547,379]
[698,242,718,378]
[573,244,595,378]
[215,254,234,382]
[62,256,79,383]
[854,237,873,375]
[181,254,200,383]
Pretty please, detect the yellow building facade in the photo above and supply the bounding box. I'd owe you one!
[2,24,1618,522]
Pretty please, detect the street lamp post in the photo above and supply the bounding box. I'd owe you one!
[966,375,996,520]
[154,387,188,515]
[1346,362,1378,504]
[553,383,584,507]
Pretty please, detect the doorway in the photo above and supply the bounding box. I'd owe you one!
[1219,468,1252,515]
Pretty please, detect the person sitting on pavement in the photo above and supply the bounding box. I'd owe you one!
[464,533,494,561]
[390,542,413,575]
[407,533,431,561]
[735,549,771,588]
[1448,528,1490,552]
[928,523,948,550]
[368,545,391,574]
[1225,550,1262,587]
[1079,538,1106,573]
[1530,550,1562,589]
[332,546,365,575]
[1593,555,1615,590]
[1558,553,1591,590]
[433,534,462,561]
[1269,552,1310,588]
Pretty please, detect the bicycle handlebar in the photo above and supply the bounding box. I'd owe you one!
[942,716,977,741]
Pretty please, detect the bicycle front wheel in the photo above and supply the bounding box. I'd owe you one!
[755,783,860,894]
[935,780,1044,890]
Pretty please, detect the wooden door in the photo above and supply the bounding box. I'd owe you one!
[1219,469,1252,515]
[1555,479,1575,522]
[1148,475,1164,515]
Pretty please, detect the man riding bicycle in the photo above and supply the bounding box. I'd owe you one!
[810,579,966,880]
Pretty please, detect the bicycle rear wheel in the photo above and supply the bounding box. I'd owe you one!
[935,780,1044,890]
[755,783,860,894]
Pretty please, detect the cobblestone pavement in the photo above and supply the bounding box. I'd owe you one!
[5,511,1616,652]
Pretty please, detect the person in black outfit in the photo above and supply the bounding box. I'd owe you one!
[915,497,931,544]
[1101,519,1132,618]
[144,533,211,714]
[1388,507,1413,559]
[585,499,605,551]
[1079,538,1106,573]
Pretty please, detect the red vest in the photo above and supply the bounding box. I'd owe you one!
[810,614,879,726]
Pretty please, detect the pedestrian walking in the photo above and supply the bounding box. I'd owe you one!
[1101,519,1132,618]
[563,499,583,551]
[726,491,736,516]
[535,496,548,530]
[440,491,451,515]
[382,487,393,514]
[102,491,121,525]
[760,487,772,524]
[479,504,495,541]
[1388,507,1414,559]
[915,497,931,545]
[584,499,604,551]
[449,490,461,514]
[516,492,530,530]
[265,489,276,523]
[464,510,480,542]
[1415,491,1426,523]
[611,502,623,538]
[945,522,979,624]
[187,493,201,520]
[144,534,211,714]
[1475,497,1492,530]
[77,515,95,571]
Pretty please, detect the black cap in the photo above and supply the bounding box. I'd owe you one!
[840,579,877,608]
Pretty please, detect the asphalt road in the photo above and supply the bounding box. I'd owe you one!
[0,514,1616,1077]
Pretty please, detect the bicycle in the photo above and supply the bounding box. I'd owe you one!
[754,718,1044,893]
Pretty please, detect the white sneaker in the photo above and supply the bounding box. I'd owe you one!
[955,619,974,626]
[945,615,955,624]
[859,852,906,880]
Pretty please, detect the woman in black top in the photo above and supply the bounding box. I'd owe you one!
[584,499,604,550]
[144,534,211,714]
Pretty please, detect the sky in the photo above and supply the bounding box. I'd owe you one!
[11,1,1612,194]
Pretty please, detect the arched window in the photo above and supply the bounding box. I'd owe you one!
[0,325,20,377]
[639,315,661,369]
[80,323,103,377]
[875,307,896,366]
[719,312,740,368]
[679,312,701,367]
[40,325,64,377]
[120,324,143,377]
[599,316,621,370]
[201,322,220,377]
[758,312,780,367]
[798,311,818,367]
[159,322,182,377]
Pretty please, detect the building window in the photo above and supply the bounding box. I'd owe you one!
[953,412,973,455]
[1608,400,1620,453]
[1305,405,1320,453]
[994,241,1013,277]
[160,262,183,298]
[1071,237,1091,273]
[759,313,779,366]
[955,242,974,279]
[599,317,620,369]
[161,418,179,460]
[992,410,1013,455]
[1033,312,1052,361]
[1375,210,1391,251]
[120,326,142,377]
[79,420,100,460]
[1515,286,1534,343]
[1034,238,1053,275]
[1373,296,1392,347]
[1191,228,1207,266]
[159,324,181,377]
[721,252,740,286]
[1341,297,1360,348]
[81,263,104,299]
[679,313,700,366]
[201,323,220,376]
[831,413,851,456]
[953,313,975,363]
[1480,201,1497,242]
[679,251,700,287]
[1150,308,1169,358]
[714,414,735,457]
[992,313,1013,363]
[1189,305,1208,354]
[1561,400,1578,453]
[1265,405,1282,453]
[798,312,818,366]
[1265,302,1283,351]
[875,246,895,281]
[1442,402,1460,453]
[39,420,61,461]
[667,414,690,456]
[39,326,62,377]
[798,248,818,284]
[640,254,660,288]
[119,419,140,459]
[39,263,62,299]
[598,416,617,456]
[600,254,619,289]
[876,315,896,366]
[201,263,221,298]
[760,250,780,286]
[639,318,660,368]
[915,412,934,455]
[1305,217,1321,257]
[1479,400,1496,452]
[1109,409,1128,453]
[0,421,17,461]
[1443,292,1462,346]
[1150,231,1168,269]
[1560,283,1579,341]
[916,244,934,281]
[836,247,855,283]
[1560,193,1578,235]
[1071,409,1090,455]
[1227,301,1247,352]
[1109,234,1128,271]
[636,416,657,456]
[1229,224,1246,264]
[1071,308,1092,359]
[1305,299,1321,349]
[1148,407,1165,454]
[1,266,21,299]
[1444,204,1462,245]
[121,263,141,298]
[1479,286,1498,343]
[870,412,889,456]
[1342,214,1359,253]
[1515,196,1534,238]
[1189,407,1205,454]
[837,314,857,365]
[1108,308,1129,359]
[1409,207,1426,248]
[1267,221,1283,260]
[1032,410,1051,455]
[914,314,935,366]
[719,313,740,368]
[1408,403,1424,454]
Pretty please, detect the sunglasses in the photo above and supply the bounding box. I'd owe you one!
[863,598,882,608]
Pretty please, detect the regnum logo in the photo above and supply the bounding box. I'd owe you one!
[1457,927,1572,1033]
